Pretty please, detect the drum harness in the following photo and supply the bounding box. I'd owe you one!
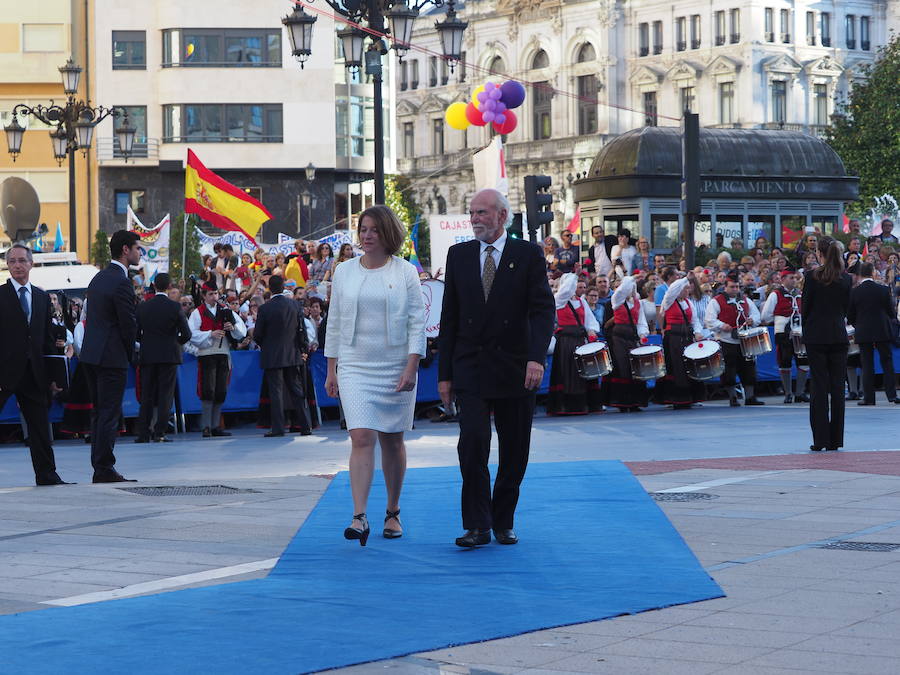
[730,294,756,361]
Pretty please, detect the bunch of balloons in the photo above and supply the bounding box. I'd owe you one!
[444,80,527,135]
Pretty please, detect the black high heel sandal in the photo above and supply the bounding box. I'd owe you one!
[383,509,402,539]
[344,513,369,546]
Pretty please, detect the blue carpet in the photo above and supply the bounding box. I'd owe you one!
[0,461,722,674]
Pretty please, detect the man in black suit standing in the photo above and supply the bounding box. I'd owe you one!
[439,188,555,547]
[253,275,310,437]
[81,229,140,482]
[848,262,898,406]
[135,273,191,442]
[0,245,70,486]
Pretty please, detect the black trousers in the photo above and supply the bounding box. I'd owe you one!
[0,361,58,482]
[266,366,307,434]
[859,341,897,404]
[136,363,178,438]
[720,342,757,388]
[84,364,126,477]
[456,392,535,530]
[806,343,848,449]
[198,354,229,403]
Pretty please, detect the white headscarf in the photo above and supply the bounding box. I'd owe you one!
[554,273,578,309]
[611,276,637,309]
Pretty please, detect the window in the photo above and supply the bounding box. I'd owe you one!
[577,75,598,134]
[335,96,366,157]
[440,59,449,85]
[652,215,680,249]
[400,61,408,91]
[812,216,837,237]
[814,83,828,125]
[806,12,816,45]
[719,82,734,124]
[643,91,657,126]
[432,118,444,155]
[112,31,146,69]
[577,43,596,62]
[533,81,552,139]
[845,15,856,49]
[747,216,774,250]
[676,17,687,51]
[22,24,66,52]
[410,60,419,89]
[680,86,695,113]
[771,81,787,123]
[163,104,283,142]
[765,8,775,42]
[402,122,414,158]
[715,11,726,45]
[114,106,147,157]
[861,16,870,50]
[163,29,281,67]
[639,23,649,56]
[428,56,438,86]
[691,15,701,48]
[780,9,791,43]
[730,9,740,43]
[532,50,549,69]
[652,21,663,54]
[488,55,505,75]
[114,190,145,215]
[821,12,831,46]
[695,217,712,248]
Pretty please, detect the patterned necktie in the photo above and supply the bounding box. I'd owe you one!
[482,245,496,300]
[18,287,29,322]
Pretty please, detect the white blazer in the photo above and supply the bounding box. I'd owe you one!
[324,256,426,359]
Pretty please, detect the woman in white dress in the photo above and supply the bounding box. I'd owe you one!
[325,205,426,546]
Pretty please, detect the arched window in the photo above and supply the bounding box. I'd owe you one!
[531,49,549,69]
[488,55,506,75]
[576,43,596,63]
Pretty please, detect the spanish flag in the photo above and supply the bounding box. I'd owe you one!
[184,149,271,247]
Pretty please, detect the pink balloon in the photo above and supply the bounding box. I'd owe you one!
[482,110,495,123]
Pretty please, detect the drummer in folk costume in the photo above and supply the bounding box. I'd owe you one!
[656,276,706,408]
[761,270,809,403]
[548,273,602,415]
[704,276,764,406]
[607,276,650,412]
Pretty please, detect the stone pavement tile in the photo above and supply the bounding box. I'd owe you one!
[714,666,823,675]
[708,569,821,590]
[0,599,46,615]
[804,577,898,596]
[743,649,900,674]
[1,563,70,578]
[869,608,900,624]
[789,634,900,658]
[683,611,856,634]
[518,653,723,674]
[0,577,114,598]
[76,558,222,576]
[830,621,900,640]
[416,644,581,669]
[731,589,894,621]
[469,629,625,652]
[644,624,811,649]
[30,568,168,586]
[548,619,667,640]
[586,637,772,664]
[0,552,130,568]
[606,606,718,625]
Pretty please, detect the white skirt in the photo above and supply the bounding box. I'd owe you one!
[337,358,416,433]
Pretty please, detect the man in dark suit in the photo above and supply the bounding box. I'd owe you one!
[135,273,191,442]
[439,188,555,547]
[253,275,310,437]
[0,245,70,486]
[81,229,141,482]
[848,262,898,405]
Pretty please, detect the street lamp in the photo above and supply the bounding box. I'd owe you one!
[282,0,467,204]
[2,60,135,252]
[305,162,316,182]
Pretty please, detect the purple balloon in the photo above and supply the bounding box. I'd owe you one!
[477,91,488,103]
[489,87,502,100]
[494,101,507,114]
[481,99,496,112]
[482,110,495,123]
[495,113,506,125]
[500,80,527,109]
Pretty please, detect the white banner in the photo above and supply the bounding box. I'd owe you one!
[195,229,354,258]
[428,214,474,274]
[130,212,170,279]
[472,136,509,195]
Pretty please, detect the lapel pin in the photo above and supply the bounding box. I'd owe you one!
[509,262,515,269]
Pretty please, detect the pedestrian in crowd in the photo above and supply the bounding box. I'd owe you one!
[309,243,334,283]
[134,273,191,443]
[653,266,677,327]
[81,229,141,483]
[802,237,853,451]
[188,280,247,438]
[283,246,309,288]
[632,236,652,271]
[606,275,650,412]
[761,270,809,403]
[438,188,554,548]
[303,240,317,265]
[0,244,70,486]
[848,262,898,406]
[216,244,238,291]
[584,286,608,337]
[878,219,898,245]
[588,224,616,276]
[656,276,705,408]
[325,204,425,546]
[553,230,579,274]
[543,236,560,270]
[611,229,638,274]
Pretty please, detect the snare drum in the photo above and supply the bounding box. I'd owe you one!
[737,327,772,359]
[790,324,807,357]
[683,341,724,381]
[846,325,860,355]
[630,345,666,381]
[574,342,612,380]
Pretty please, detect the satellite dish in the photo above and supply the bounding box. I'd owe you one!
[1,176,41,243]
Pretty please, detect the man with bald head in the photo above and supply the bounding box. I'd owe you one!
[438,188,554,548]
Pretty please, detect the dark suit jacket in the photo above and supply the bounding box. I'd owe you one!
[848,279,894,343]
[137,294,191,364]
[0,280,55,392]
[254,295,303,369]
[801,271,852,345]
[80,263,137,368]
[438,237,555,398]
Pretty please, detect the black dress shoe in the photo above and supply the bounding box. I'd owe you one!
[796,393,810,403]
[299,430,312,436]
[493,528,518,545]
[134,437,151,444]
[455,529,491,547]
[264,431,285,437]
[783,394,794,404]
[92,472,136,483]
[857,401,875,406]
[810,445,824,452]
[36,476,73,486]
[211,428,232,437]
[893,399,900,404]
[745,397,765,406]
[202,427,212,438]
[153,435,174,443]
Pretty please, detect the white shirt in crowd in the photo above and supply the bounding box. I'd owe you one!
[611,276,650,338]
[592,241,612,277]
[188,303,248,350]
[610,244,638,274]
[760,289,801,332]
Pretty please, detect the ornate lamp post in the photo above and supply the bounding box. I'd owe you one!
[3,59,136,252]
[282,1,466,204]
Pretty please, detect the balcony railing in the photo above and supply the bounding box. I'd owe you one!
[765,32,775,42]
[806,36,816,45]
[760,123,830,138]
[652,44,662,54]
[715,35,725,46]
[691,39,701,49]
[97,137,159,160]
[781,33,791,43]
[822,37,831,46]
[861,40,870,50]
[639,46,649,56]
[846,39,856,49]
[730,33,740,43]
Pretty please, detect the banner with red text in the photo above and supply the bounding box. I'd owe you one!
[428,214,474,274]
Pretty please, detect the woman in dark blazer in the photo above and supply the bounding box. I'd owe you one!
[801,238,853,451]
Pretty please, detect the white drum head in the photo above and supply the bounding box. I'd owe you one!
[684,341,720,358]
[576,342,606,355]
[631,345,661,356]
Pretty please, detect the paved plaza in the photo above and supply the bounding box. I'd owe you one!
[1,397,899,673]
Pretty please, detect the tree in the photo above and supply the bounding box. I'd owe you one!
[90,229,110,269]
[825,34,900,213]
[169,212,203,283]
[386,174,430,267]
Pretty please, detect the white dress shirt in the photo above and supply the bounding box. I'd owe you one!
[592,241,612,276]
[10,278,32,323]
[704,294,761,344]
[479,231,507,276]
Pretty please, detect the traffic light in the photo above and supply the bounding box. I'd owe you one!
[507,212,523,239]
[523,175,553,242]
